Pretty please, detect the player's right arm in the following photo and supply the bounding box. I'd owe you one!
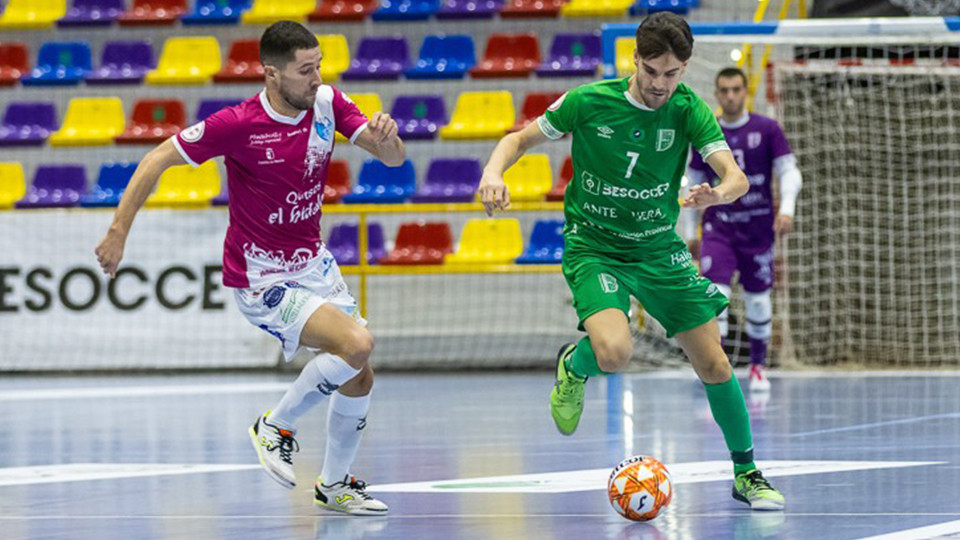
[95,138,187,278]
[478,121,551,216]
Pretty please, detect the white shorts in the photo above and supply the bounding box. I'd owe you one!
[234,248,365,362]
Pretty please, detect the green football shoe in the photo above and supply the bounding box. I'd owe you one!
[550,343,586,436]
[732,469,785,510]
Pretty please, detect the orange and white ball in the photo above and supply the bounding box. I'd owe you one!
[607,455,673,521]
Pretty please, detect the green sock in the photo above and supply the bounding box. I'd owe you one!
[564,337,605,379]
[703,374,756,475]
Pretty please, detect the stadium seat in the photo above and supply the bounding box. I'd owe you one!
[146,37,221,85]
[323,160,351,203]
[196,98,244,121]
[309,0,378,22]
[436,0,501,18]
[380,221,454,265]
[0,163,27,210]
[115,99,185,145]
[445,218,523,264]
[440,91,514,140]
[326,223,386,265]
[0,0,68,29]
[16,165,87,209]
[241,0,314,23]
[342,160,416,204]
[145,161,220,208]
[502,154,552,201]
[515,218,564,264]
[470,34,540,79]
[616,36,635,77]
[411,158,481,203]
[630,0,692,15]
[117,0,187,26]
[391,95,446,140]
[21,42,91,86]
[334,93,381,142]
[214,39,263,83]
[499,0,563,18]
[86,41,155,85]
[537,33,601,77]
[182,0,251,24]
[0,43,29,86]
[49,97,125,146]
[342,37,409,81]
[316,34,350,82]
[561,0,632,17]
[509,91,562,133]
[545,155,571,201]
[405,35,475,80]
[79,161,137,207]
[0,102,57,147]
[58,0,124,26]
[371,0,439,21]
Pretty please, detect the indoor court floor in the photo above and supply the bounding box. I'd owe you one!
[1,369,959,539]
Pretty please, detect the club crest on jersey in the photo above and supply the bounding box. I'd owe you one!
[181,121,205,143]
[314,117,333,142]
[656,129,675,151]
[748,132,762,149]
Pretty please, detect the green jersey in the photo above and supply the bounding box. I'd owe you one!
[539,78,729,261]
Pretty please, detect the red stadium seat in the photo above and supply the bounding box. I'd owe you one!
[115,99,186,145]
[380,221,454,265]
[545,155,572,201]
[500,0,564,18]
[214,40,263,84]
[509,91,563,133]
[323,160,351,204]
[309,0,378,22]
[0,43,29,86]
[117,0,187,26]
[470,34,541,79]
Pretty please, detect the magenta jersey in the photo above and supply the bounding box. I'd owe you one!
[172,87,368,289]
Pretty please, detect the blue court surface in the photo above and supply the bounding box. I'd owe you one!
[1,370,959,540]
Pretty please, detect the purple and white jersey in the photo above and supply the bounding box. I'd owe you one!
[687,112,793,248]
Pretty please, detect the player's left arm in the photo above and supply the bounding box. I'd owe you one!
[771,122,802,235]
[354,111,405,166]
[683,150,748,209]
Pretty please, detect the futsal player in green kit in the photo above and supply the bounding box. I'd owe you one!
[479,12,785,510]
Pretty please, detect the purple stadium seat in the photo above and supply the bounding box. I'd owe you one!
[86,41,155,85]
[196,99,243,121]
[411,158,481,203]
[326,222,386,265]
[536,33,601,77]
[0,102,57,147]
[58,0,125,26]
[342,37,409,81]
[436,0,502,18]
[391,95,446,140]
[212,183,229,206]
[16,165,87,209]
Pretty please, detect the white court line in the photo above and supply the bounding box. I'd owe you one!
[792,412,960,437]
[0,463,260,487]
[856,519,960,539]
[1,512,959,520]
[0,383,290,402]
[630,369,960,380]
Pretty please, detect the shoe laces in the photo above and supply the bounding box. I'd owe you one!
[742,470,773,493]
[347,477,374,500]
[275,429,299,465]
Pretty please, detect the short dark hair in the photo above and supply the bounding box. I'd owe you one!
[716,67,748,87]
[259,21,319,68]
[635,12,694,62]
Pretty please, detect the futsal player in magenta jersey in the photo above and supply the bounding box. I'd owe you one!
[686,67,803,393]
[95,21,404,515]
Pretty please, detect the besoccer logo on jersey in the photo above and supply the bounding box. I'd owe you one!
[656,129,675,151]
[314,117,333,142]
[581,171,601,195]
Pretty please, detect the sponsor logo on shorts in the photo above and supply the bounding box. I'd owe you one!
[263,286,286,309]
[279,289,310,324]
[670,250,693,267]
[656,129,675,152]
[598,273,619,294]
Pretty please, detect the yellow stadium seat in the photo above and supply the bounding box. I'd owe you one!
[317,34,350,82]
[146,161,220,209]
[49,97,125,147]
[562,0,632,17]
[335,93,382,143]
[146,37,222,85]
[503,154,553,202]
[616,37,636,77]
[440,91,514,140]
[0,0,67,29]
[0,163,26,209]
[445,218,523,265]
[242,0,314,24]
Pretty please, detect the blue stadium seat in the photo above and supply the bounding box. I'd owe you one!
[405,35,476,80]
[371,0,439,20]
[630,0,693,16]
[21,42,91,86]
[80,161,137,207]
[181,0,251,25]
[515,219,564,264]
[342,160,416,204]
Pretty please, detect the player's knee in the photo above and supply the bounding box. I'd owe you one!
[698,353,733,384]
[594,338,632,372]
[341,327,374,368]
[350,364,375,393]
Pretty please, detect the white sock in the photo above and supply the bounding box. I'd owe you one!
[320,391,371,485]
[267,353,360,430]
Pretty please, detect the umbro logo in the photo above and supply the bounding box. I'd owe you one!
[597,126,614,139]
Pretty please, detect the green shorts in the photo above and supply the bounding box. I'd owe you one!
[562,238,729,337]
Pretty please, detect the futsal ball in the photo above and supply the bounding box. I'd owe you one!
[607,455,673,521]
